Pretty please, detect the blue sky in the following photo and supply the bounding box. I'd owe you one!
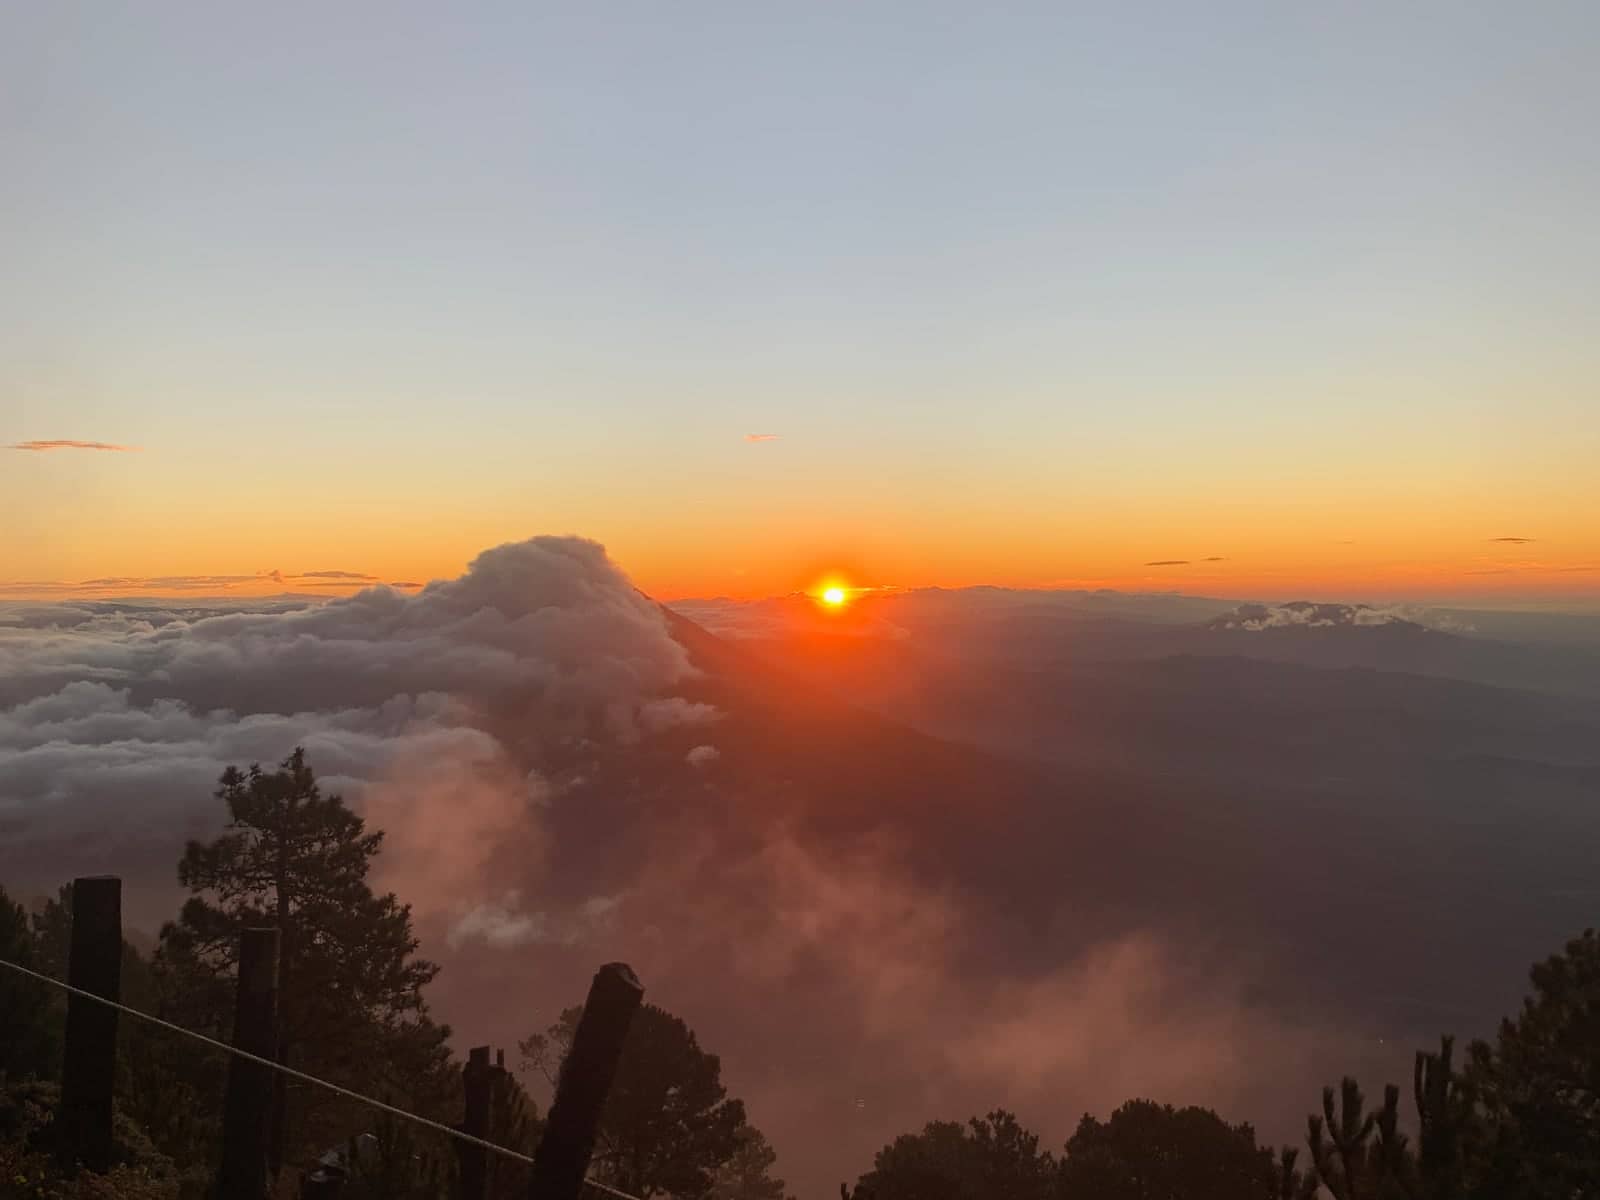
[4,2,1597,599]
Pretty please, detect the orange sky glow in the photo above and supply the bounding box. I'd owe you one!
[4,503,1597,609]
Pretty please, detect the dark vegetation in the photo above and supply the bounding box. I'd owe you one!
[3,749,1598,1198]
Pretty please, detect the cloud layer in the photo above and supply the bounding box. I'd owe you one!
[0,536,708,910]
[0,536,1377,1196]
[1209,601,1474,634]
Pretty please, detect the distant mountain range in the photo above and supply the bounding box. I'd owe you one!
[675,590,1600,699]
[680,587,1600,1114]
[1207,601,1434,632]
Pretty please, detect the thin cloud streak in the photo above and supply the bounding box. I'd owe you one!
[1488,537,1536,544]
[76,573,284,591]
[8,439,139,452]
[0,568,398,597]
[744,433,782,443]
[1144,560,1190,567]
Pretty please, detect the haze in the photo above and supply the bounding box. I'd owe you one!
[3,5,1599,1200]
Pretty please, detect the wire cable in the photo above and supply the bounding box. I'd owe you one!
[0,955,640,1200]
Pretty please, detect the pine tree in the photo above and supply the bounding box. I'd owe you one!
[1412,1036,1476,1200]
[1468,928,1600,1198]
[1304,1078,1414,1200]
[0,884,58,1083]
[1057,1101,1277,1200]
[711,1128,792,1200]
[522,1003,750,1200]
[159,748,447,1175]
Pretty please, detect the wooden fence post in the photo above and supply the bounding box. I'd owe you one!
[527,963,643,1200]
[216,927,280,1200]
[59,875,122,1172]
[457,1044,492,1200]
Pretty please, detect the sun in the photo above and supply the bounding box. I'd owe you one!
[822,586,847,607]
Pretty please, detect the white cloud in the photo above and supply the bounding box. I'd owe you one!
[447,894,545,949]
[0,536,711,923]
[1211,601,1470,633]
[638,697,721,734]
[445,889,621,950]
[686,744,720,767]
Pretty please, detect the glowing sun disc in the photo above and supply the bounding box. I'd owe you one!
[822,586,847,606]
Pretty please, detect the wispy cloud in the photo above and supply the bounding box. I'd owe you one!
[0,566,405,598]
[389,581,424,589]
[1488,536,1535,544]
[68,574,270,591]
[1144,560,1190,567]
[744,433,781,443]
[8,439,139,452]
[1200,556,1228,563]
[0,581,81,595]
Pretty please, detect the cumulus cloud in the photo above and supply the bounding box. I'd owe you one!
[448,896,544,948]
[0,536,707,924]
[637,697,721,735]
[685,744,720,767]
[7,439,138,452]
[446,891,619,950]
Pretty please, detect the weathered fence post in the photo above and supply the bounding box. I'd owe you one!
[216,927,280,1200]
[527,962,643,1200]
[457,1044,493,1200]
[59,875,122,1172]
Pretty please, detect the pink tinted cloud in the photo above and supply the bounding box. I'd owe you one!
[8,439,139,452]
[744,433,781,443]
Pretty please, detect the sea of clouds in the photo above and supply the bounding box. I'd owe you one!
[0,535,1378,1196]
[0,537,717,927]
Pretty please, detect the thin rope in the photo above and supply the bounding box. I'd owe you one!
[0,955,640,1200]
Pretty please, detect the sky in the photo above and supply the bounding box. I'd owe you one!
[4,1,1598,603]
